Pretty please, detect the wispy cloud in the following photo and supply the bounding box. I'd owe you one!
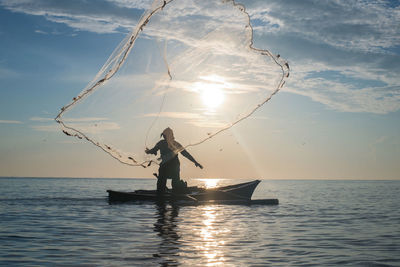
[0,120,22,124]
[143,111,227,128]
[33,122,120,133]
[3,0,399,114]
[245,0,400,53]
[30,116,109,122]
[143,112,202,120]
[285,61,400,114]
[30,117,53,122]
[241,0,400,114]
[0,0,147,33]
[34,29,48,35]
[188,120,227,129]
[31,116,118,133]
[31,124,59,132]
[67,122,120,133]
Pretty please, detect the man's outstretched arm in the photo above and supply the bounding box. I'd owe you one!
[181,150,203,169]
[145,143,159,155]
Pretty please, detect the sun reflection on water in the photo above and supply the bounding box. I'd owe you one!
[197,205,230,266]
[198,178,220,189]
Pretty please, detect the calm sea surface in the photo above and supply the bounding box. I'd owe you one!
[0,178,399,266]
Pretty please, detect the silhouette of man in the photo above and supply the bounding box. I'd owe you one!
[145,127,203,194]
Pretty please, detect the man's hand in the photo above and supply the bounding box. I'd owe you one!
[195,162,203,169]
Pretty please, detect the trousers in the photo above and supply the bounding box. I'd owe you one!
[157,156,180,194]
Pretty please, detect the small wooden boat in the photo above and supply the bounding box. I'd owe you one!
[107,180,279,205]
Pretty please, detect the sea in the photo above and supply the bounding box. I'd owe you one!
[0,178,399,266]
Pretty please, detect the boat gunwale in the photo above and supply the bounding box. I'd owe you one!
[106,179,278,205]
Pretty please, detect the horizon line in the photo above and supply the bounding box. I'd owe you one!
[1,176,399,181]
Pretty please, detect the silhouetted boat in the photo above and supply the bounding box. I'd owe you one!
[107,180,278,205]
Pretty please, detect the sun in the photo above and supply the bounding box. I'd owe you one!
[191,75,227,110]
[201,84,224,109]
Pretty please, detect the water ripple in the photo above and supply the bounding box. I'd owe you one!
[0,178,399,266]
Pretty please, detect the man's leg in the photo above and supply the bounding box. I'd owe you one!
[171,163,182,191]
[171,177,179,189]
[172,178,188,193]
[157,167,167,194]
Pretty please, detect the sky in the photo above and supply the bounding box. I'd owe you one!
[0,0,399,179]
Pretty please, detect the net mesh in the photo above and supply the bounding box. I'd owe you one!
[55,0,289,168]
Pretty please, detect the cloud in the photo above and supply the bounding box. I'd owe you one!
[188,120,227,128]
[30,116,109,122]
[31,124,59,132]
[0,120,22,124]
[0,0,148,33]
[281,58,400,114]
[243,0,400,53]
[31,116,118,133]
[240,0,400,114]
[2,0,398,52]
[104,0,152,9]
[143,111,227,128]
[288,77,400,114]
[3,0,398,114]
[29,117,53,122]
[33,122,120,133]
[33,123,121,134]
[67,122,120,133]
[34,29,48,35]
[143,112,202,120]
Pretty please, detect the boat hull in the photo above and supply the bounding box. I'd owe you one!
[107,180,278,205]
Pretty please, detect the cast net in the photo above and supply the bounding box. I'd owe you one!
[55,0,289,168]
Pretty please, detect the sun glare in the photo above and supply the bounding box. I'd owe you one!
[201,84,224,109]
[192,75,227,110]
[199,178,220,188]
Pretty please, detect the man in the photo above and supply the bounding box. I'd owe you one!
[145,127,203,194]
